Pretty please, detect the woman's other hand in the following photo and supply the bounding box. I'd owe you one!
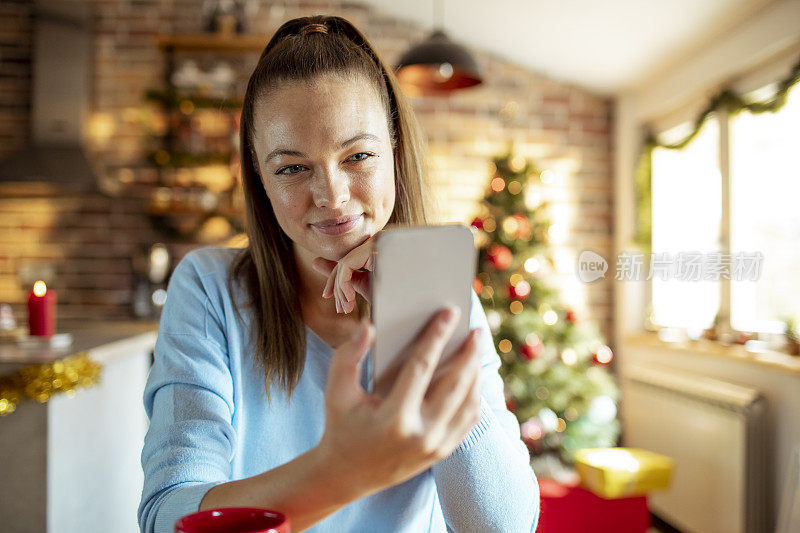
[314,306,484,497]
[311,234,376,314]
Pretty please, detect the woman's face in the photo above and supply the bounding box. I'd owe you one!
[251,73,396,264]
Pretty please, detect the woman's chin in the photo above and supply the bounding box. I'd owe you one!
[311,235,363,261]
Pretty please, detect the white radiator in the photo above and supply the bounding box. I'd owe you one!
[620,365,769,533]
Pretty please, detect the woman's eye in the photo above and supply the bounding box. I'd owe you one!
[275,164,305,176]
[346,152,374,163]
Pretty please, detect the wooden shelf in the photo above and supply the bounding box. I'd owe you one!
[144,89,243,110]
[156,33,267,52]
[147,205,243,217]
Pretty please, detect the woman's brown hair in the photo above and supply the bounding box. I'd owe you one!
[227,15,432,402]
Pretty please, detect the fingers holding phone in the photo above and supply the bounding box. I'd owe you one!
[317,306,481,495]
[378,306,483,458]
[383,305,461,410]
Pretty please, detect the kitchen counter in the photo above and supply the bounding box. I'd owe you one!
[0,318,160,533]
[0,319,159,369]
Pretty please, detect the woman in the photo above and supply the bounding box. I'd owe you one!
[138,15,540,533]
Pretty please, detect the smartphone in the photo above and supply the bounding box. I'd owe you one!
[369,224,477,397]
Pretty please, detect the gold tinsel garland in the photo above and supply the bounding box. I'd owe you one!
[0,352,102,416]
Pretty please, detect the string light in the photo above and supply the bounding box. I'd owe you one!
[588,396,617,423]
[524,187,542,209]
[556,418,567,432]
[509,274,523,286]
[540,169,555,184]
[502,216,519,236]
[595,345,613,364]
[498,339,512,353]
[520,418,543,440]
[539,407,558,431]
[483,217,497,232]
[491,177,505,192]
[509,301,523,314]
[543,309,558,325]
[535,386,549,400]
[508,180,522,194]
[561,348,577,365]
[524,257,540,273]
[486,310,502,331]
[514,280,530,298]
[525,332,540,345]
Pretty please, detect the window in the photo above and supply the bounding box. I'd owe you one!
[649,81,800,333]
[651,117,721,329]
[730,82,800,333]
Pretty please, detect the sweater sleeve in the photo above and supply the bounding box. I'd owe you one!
[432,290,540,532]
[138,251,236,533]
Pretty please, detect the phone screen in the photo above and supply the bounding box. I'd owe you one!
[370,224,477,397]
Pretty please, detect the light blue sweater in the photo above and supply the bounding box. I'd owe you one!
[138,246,540,533]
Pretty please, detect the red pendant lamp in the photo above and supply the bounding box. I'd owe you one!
[394,0,482,96]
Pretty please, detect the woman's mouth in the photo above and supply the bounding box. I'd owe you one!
[311,213,363,235]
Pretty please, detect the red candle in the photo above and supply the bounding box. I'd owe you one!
[28,280,56,337]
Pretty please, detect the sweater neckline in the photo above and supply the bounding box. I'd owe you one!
[305,324,373,392]
[305,325,334,356]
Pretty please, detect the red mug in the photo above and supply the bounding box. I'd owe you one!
[175,507,290,533]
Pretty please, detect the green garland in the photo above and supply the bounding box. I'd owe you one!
[634,54,800,252]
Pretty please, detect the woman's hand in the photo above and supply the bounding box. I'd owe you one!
[314,306,484,497]
[311,235,376,314]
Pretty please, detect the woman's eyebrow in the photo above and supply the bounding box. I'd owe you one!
[264,132,380,164]
[340,132,380,147]
[264,148,305,164]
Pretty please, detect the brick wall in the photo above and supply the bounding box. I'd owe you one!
[0,0,614,342]
[0,0,32,157]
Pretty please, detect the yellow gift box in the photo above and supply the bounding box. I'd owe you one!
[574,447,674,499]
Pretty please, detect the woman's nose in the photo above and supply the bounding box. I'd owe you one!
[311,166,350,209]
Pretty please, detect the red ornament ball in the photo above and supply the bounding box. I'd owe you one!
[521,341,543,360]
[507,284,515,300]
[565,309,576,323]
[488,244,513,270]
[505,397,516,413]
[471,217,484,230]
[512,214,531,239]
[473,278,484,294]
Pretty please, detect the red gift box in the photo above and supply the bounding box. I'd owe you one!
[536,477,651,533]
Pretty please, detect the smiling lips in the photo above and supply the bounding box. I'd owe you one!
[312,213,363,235]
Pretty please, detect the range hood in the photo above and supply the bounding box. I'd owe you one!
[0,0,101,195]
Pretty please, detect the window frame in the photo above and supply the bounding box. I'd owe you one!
[648,84,799,336]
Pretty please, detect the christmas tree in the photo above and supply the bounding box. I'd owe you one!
[471,146,621,464]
